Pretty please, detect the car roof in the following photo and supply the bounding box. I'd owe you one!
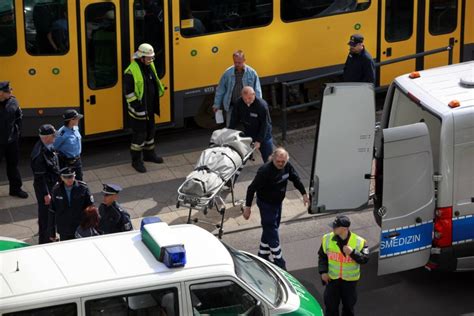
[0,224,234,300]
[394,61,474,117]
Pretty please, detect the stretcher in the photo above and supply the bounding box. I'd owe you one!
[176,128,254,238]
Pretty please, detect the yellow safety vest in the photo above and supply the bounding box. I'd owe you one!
[124,60,164,120]
[322,232,365,281]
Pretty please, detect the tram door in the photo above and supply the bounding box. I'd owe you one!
[79,0,123,135]
[379,0,418,86]
[423,0,462,69]
[128,0,172,125]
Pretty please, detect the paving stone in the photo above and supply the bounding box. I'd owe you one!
[164,154,188,168]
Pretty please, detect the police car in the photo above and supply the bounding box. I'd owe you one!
[0,220,323,315]
[0,237,29,252]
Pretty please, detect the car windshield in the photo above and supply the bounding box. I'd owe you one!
[224,243,283,306]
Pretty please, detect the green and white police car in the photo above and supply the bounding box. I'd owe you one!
[0,221,322,315]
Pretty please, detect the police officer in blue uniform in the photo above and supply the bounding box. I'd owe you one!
[48,167,94,241]
[229,86,273,163]
[54,109,84,180]
[244,147,309,269]
[99,184,133,234]
[31,124,60,244]
[0,81,28,199]
[343,34,376,84]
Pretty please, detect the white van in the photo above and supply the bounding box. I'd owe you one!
[0,222,323,315]
[309,61,474,275]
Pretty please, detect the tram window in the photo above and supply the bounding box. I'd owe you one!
[85,287,178,316]
[85,3,118,90]
[385,0,414,42]
[0,0,17,56]
[429,0,457,35]
[281,0,370,22]
[4,303,77,316]
[178,0,273,37]
[23,0,69,55]
[133,0,165,78]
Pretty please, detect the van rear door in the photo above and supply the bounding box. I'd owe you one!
[309,83,375,213]
[378,123,435,275]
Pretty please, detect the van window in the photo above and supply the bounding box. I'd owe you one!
[133,0,165,78]
[23,0,69,55]
[85,288,178,316]
[190,280,264,315]
[388,87,442,171]
[4,303,77,316]
[178,0,272,37]
[0,0,17,56]
[385,0,414,42]
[281,0,371,22]
[429,0,457,35]
[85,3,118,89]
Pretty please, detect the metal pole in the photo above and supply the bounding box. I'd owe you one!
[281,83,288,142]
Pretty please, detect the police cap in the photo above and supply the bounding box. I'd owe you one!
[0,81,11,92]
[102,183,122,195]
[348,33,364,46]
[63,109,84,121]
[330,215,351,229]
[39,124,57,136]
[60,167,76,178]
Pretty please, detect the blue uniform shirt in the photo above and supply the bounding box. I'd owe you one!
[54,125,82,158]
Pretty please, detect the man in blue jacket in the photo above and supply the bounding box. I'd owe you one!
[213,50,262,127]
[343,34,375,84]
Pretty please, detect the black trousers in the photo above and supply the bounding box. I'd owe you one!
[0,140,23,193]
[324,279,358,316]
[130,117,156,152]
[59,157,83,181]
[33,183,52,244]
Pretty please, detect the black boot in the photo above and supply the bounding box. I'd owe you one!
[131,150,146,173]
[143,150,164,163]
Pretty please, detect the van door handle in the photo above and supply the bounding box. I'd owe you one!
[383,232,400,239]
[86,95,96,105]
[383,47,392,57]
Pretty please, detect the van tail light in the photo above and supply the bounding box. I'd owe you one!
[433,207,452,248]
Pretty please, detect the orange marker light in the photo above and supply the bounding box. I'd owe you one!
[409,72,420,79]
[448,100,460,108]
[38,109,44,115]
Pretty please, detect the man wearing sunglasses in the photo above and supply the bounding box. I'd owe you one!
[343,34,375,84]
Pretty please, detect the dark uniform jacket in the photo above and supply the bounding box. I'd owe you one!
[229,97,272,143]
[318,231,370,274]
[123,61,160,119]
[75,226,101,238]
[31,141,60,196]
[343,48,376,84]
[48,181,94,237]
[246,161,306,207]
[0,96,22,145]
[98,201,133,234]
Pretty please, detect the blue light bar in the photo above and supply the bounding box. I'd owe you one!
[140,217,162,232]
[141,222,186,268]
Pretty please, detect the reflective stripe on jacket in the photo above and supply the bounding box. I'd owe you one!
[124,60,164,120]
[322,232,365,281]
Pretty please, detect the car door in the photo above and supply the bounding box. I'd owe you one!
[309,85,436,276]
[309,83,376,213]
[378,123,436,275]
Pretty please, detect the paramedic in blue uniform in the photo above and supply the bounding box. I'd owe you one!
[0,81,28,199]
[229,86,273,163]
[98,184,133,234]
[343,34,375,84]
[48,167,94,241]
[318,215,369,316]
[244,147,309,269]
[54,109,84,180]
[31,124,60,244]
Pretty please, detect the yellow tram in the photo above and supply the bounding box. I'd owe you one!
[0,0,472,137]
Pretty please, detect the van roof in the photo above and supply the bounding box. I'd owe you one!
[394,61,474,117]
[0,224,234,300]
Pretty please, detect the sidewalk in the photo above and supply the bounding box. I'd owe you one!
[0,128,318,244]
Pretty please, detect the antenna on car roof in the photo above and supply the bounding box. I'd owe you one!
[16,260,19,272]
